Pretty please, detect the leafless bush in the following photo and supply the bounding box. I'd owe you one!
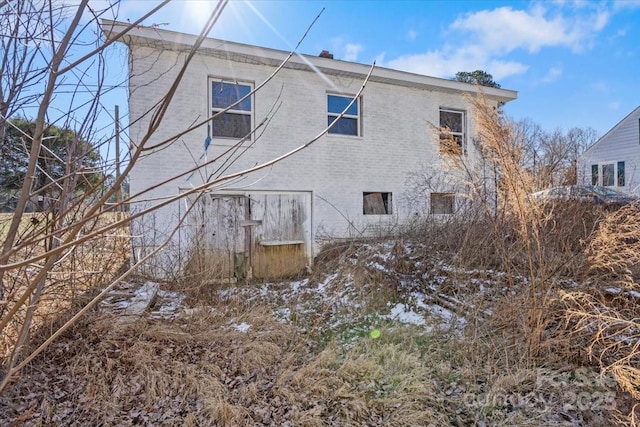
[586,203,640,286]
[550,203,640,413]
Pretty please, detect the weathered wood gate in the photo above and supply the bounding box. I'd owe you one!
[185,191,311,281]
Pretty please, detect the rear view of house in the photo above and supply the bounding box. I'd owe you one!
[102,20,517,280]
[579,106,640,194]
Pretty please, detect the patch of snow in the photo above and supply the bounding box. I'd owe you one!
[274,307,291,322]
[627,290,640,299]
[317,273,338,293]
[233,322,251,333]
[290,279,309,292]
[123,282,158,316]
[387,303,426,326]
[149,290,185,319]
[368,262,388,272]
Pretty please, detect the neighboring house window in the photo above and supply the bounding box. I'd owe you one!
[211,80,253,139]
[602,163,615,186]
[430,192,454,214]
[328,94,360,136]
[592,162,625,187]
[618,161,625,186]
[363,192,391,214]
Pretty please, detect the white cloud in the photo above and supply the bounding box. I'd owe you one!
[386,50,528,80]
[342,43,363,62]
[383,3,611,81]
[541,66,563,83]
[613,0,640,10]
[406,29,417,41]
[327,37,364,62]
[450,5,608,54]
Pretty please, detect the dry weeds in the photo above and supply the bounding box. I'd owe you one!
[0,238,633,426]
[0,212,129,364]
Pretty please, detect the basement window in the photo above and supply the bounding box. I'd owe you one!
[430,193,455,214]
[363,192,392,215]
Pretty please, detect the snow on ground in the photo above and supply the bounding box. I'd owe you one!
[106,240,636,350]
[387,303,426,325]
[114,241,497,338]
[232,322,251,333]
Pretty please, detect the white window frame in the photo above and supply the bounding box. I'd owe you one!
[439,108,466,154]
[327,93,361,137]
[592,161,625,187]
[209,78,254,140]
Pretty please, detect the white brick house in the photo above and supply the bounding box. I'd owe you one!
[579,106,640,194]
[103,21,517,279]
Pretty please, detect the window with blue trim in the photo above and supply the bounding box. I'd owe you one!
[211,80,253,139]
[327,94,360,136]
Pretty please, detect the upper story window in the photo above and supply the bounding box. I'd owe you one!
[211,80,253,139]
[440,108,465,154]
[327,94,360,136]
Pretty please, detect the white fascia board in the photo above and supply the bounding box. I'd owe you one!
[102,19,518,104]
[581,105,640,157]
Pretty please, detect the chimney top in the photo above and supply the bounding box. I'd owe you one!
[319,50,334,59]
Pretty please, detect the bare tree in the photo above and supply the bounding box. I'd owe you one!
[0,0,373,392]
[513,119,598,190]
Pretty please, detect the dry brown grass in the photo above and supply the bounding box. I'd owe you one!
[0,212,130,364]
[1,236,631,426]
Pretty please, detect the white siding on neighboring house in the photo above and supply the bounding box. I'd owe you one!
[101,20,517,279]
[579,106,640,194]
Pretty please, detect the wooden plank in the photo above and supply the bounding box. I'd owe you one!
[259,240,304,246]
[364,192,386,214]
[252,243,305,279]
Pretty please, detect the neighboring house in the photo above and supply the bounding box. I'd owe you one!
[103,21,517,280]
[579,106,640,194]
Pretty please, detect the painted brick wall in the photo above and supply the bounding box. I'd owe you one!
[127,43,494,269]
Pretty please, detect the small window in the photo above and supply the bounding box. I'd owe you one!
[602,163,615,186]
[363,192,391,215]
[440,109,465,154]
[430,193,455,214]
[591,165,598,185]
[211,80,253,139]
[618,161,625,186]
[328,94,360,136]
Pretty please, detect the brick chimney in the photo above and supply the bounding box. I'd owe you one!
[319,50,334,59]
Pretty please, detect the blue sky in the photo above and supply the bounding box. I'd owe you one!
[113,0,640,137]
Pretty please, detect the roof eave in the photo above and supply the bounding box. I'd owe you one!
[101,19,518,103]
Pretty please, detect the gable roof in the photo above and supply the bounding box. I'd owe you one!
[582,105,640,156]
[101,20,518,104]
